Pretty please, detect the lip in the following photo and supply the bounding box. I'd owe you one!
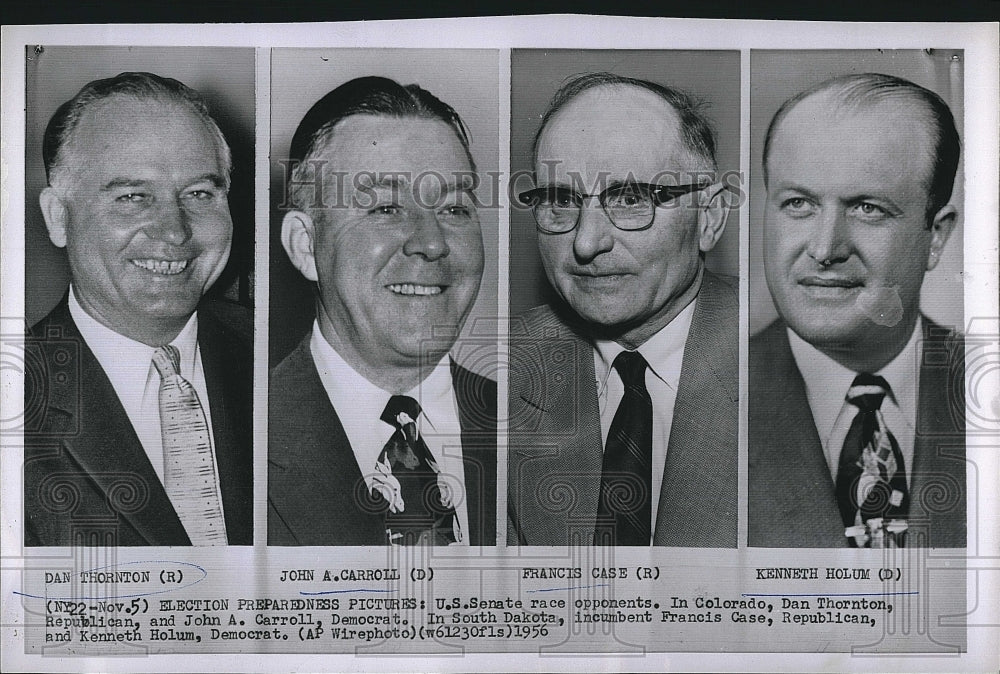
[797,275,863,299]
[386,283,446,297]
[129,258,191,276]
[569,268,633,279]
[799,275,864,292]
[798,275,863,288]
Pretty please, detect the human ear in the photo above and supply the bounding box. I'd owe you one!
[39,187,69,248]
[926,204,957,272]
[281,210,319,282]
[696,182,731,253]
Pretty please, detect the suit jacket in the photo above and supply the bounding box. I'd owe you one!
[748,318,966,547]
[23,297,254,547]
[267,335,497,546]
[508,270,739,547]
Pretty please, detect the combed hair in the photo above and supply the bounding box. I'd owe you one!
[287,76,476,212]
[531,72,718,172]
[43,71,232,189]
[762,72,961,222]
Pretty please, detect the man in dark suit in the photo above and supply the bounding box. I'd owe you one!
[268,77,496,546]
[508,73,737,547]
[749,73,965,548]
[24,72,253,546]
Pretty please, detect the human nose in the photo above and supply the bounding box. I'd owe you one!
[146,198,192,246]
[402,209,450,261]
[572,197,615,262]
[806,207,850,265]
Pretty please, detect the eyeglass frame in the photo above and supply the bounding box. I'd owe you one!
[517,181,709,234]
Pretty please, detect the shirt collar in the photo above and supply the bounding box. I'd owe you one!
[309,321,452,471]
[593,295,697,396]
[69,285,199,373]
[787,316,922,441]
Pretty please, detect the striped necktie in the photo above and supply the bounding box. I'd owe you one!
[152,345,227,546]
[375,395,460,545]
[595,350,653,546]
[835,373,909,548]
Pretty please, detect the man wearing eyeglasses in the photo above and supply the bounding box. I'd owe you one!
[508,73,738,547]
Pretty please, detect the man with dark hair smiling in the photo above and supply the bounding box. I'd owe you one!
[508,72,738,547]
[268,76,496,546]
[25,72,253,547]
[749,72,966,548]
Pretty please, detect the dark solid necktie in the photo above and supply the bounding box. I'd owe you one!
[595,350,653,546]
[835,373,909,548]
[151,345,227,546]
[376,395,459,545]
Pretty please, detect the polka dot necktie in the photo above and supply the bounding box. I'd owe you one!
[152,345,227,546]
[835,373,909,548]
[595,350,653,546]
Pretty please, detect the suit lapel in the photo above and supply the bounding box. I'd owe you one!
[41,303,190,545]
[510,312,602,545]
[267,338,385,545]
[749,322,844,547]
[198,309,253,545]
[451,362,497,546]
[655,271,738,547]
[910,320,966,546]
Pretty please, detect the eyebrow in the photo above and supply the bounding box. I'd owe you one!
[366,176,477,195]
[100,173,227,191]
[772,183,819,200]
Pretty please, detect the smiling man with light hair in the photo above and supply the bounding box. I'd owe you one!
[749,72,966,549]
[25,71,253,547]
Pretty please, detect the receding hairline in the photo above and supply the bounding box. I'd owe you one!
[534,82,711,171]
[52,93,231,187]
[307,112,475,164]
[764,88,937,181]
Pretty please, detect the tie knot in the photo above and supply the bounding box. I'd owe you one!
[381,395,422,429]
[847,373,891,412]
[612,350,648,387]
[152,345,181,378]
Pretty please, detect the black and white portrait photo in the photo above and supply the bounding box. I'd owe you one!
[22,47,255,547]
[266,49,500,547]
[748,50,967,549]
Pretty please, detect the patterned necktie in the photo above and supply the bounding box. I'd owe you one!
[375,395,460,545]
[595,350,653,546]
[151,345,226,546]
[835,373,909,548]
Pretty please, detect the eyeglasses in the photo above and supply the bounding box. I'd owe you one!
[517,182,707,234]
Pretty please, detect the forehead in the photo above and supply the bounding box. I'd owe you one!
[535,85,695,182]
[768,93,935,194]
[66,95,223,178]
[315,115,473,176]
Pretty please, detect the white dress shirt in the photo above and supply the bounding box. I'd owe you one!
[68,287,225,534]
[787,318,921,486]
[309,322,470,545]
[592,296,697,534]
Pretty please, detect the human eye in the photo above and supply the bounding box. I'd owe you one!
[549,188,578,210]
[443,204,473,217]
[368,203,403,216]
[851,201,891,221]
[607,184,650,209]
[779,196,815,218]
[183,188,219,203]
[115,192,148,204]
[437,192,478,223]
